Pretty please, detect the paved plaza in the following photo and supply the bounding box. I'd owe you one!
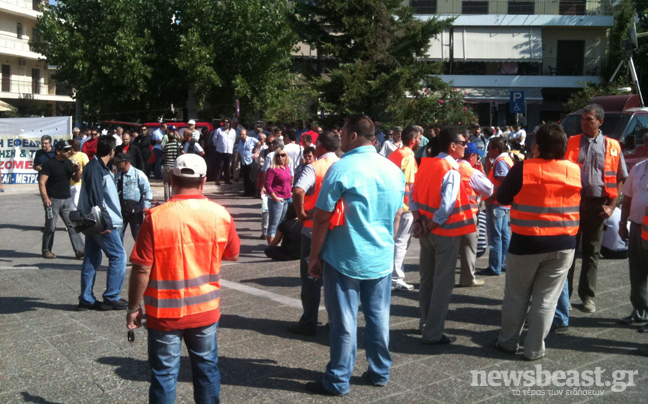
[1,181,647,403]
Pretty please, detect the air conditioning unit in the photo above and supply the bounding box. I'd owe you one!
[18,58,26,67]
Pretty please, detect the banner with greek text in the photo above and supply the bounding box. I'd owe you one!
[0,117,72,184]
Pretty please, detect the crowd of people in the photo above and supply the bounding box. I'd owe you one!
[28,106,648,401]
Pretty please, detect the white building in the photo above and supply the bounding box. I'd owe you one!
[409,0,614,128]
[0,0,74,116]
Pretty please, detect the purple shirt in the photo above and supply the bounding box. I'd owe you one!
[265,166,292,199]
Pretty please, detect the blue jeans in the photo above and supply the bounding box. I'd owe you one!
[267,198,288,237]
[553,278,570,327]
[148,322,220,404]
[322,261,392,395]
[486,206,510,275]
[79,229,126,304]
[153,148,164,179]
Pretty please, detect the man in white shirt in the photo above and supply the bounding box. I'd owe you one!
[212,119,237,185]
[379,126,402,158]
[152,124,167,179]
[187,120,201,142]
[284,130,304,173]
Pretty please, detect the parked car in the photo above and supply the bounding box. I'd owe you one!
[560,95,648,172]
[99,121,143,134]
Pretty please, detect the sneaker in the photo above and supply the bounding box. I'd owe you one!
[287,323,316,336]
[305,380,338,396]
[493,340,518,355]
[100,298,128,311]
[550,324,569,333]
[75,250,85,260]
[42,251,57,259]
[619,315,647,325]
[476,268,500,276]
[460,280,485,287]
[582,299,596,313]
[392,280,414,291]
[77,301,102,311]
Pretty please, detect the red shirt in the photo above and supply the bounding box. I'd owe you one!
[82,138,98,160]
[130,194,241,331]
[300,130,319,146]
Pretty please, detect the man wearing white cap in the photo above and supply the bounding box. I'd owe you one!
[187,120,201,142]
[127,153,240,403]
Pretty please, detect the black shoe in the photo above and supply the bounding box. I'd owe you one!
[287,323,316,336]
[492,340,518,354]
[75,250,85,260]
[421,334,456,345]
[619,315,647,325]
[638,324,648,333]
[361,371,387,387]
[305,380,338,396]
[550,324,569,333]
[77,301,102,311]
[100,298,128,311]
[476,269,500,276]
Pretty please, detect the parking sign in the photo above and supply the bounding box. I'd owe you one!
[510,91,525,114]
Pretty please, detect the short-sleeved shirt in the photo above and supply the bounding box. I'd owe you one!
[130,194,241,331]
[152,129,164,151]
[316,145,405,280]
[621,159,648,224]
[68,151,89,186]
[577,132,628,198]
[492,152,512,210]
[42,158,75,199]
[238,137,259,166]
[183,141,204,155]
[163,140,182,167]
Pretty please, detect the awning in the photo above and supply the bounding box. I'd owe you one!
[462,88,543,104]
[0,99,17,112]
[426,29,450,61]
[453,27,543,62]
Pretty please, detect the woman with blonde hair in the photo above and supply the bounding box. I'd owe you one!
[264,147,292,244]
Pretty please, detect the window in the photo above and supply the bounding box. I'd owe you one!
[462,1,489,14]
[508,1,535,14]
[2,65,10,93]
[32,68,40,94]
[559,0,586,15]
[17,23,23,39]
[410,0,437,14]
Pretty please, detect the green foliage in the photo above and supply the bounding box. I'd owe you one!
[565,81,631,112]
[402,87,477,127]
[290,0,464,125]
[34,0,298,122]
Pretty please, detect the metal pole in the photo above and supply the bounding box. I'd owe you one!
[628,56,644,107]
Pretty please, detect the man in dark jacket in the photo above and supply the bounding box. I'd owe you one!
[115,132,144,171]
[77,136,128,311]
[132,126,152,175]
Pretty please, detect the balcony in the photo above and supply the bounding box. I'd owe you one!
[0,34,40,59]
[445,58,604,77]
[0,0,42,18]
[411,0,612,15]
[0,76,73,101]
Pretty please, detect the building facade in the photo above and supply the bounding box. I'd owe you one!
[0,0,74,116]
[410,0,614,128]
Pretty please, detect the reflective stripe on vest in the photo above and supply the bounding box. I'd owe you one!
[564,134,621,198]
[487,154,514,208]
[144,197,233,319]
[413,157,476,237]
[303,156,339,229]
[510,159,581,237]
[457,160,480,215]
[642,206,648,242]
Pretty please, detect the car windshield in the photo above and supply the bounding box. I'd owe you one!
[561,114,630,140]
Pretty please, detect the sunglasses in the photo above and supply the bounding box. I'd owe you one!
[278,154,286,157]
[454,141,467,146]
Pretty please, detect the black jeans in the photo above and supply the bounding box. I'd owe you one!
[264,245,299,261]
[120,212,144,241]
[215,152,232,183]
[240,164,255,196]
[298,234,321,330]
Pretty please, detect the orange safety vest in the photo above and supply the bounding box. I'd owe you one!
[388,147,417,207]
[457,160,480,216]
[642,204,648,243]
[143,197,234,319]
[413,157,476,237]
[302,156,344,229]
[488,153,514,208]
[564,134,621,198]
[510,159,582,236]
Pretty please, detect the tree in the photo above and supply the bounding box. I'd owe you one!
[34,0,298,122]
[290,0,462,125]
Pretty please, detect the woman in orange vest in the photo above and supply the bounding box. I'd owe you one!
[494,123,581,361]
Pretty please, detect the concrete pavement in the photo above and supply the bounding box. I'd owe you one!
[0,180,647,403]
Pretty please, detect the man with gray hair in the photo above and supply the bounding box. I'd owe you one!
[379,126,403,158]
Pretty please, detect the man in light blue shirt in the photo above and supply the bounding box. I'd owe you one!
[238,129,259,197]
[152,123,167,179]
[114,153,152,240]
[306,114,405,396]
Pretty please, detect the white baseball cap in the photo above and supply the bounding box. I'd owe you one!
[188,119,196,125]
[173,154,206,178]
